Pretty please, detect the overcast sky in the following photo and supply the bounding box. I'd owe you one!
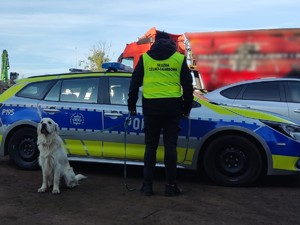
[1,0,300,77]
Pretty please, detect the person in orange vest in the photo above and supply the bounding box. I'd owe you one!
[127,31,194,196]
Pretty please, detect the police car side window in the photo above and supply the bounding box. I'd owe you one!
[110,78,127,105]
[221,85,243,99]
[109,77,142,106]
[44,78,99,103]
[287,81,300,103]
[44,81,61,101]
[241,82,281,101]
[17,81,55,100]
[60,78,99,103]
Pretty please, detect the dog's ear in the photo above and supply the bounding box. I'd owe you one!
[37,123,41,135]
[55,123,59,133]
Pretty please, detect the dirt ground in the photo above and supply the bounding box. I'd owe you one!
[1,155,300,225]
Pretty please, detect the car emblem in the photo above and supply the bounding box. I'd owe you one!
[70,113,85,126]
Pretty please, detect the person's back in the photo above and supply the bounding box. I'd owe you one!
[127,31,194,196]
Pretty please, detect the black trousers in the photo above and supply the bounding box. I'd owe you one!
[143,114,180,184]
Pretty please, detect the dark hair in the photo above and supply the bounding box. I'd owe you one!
[155,31,170,41]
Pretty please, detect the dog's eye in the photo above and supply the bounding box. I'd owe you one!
[48,121,52,124]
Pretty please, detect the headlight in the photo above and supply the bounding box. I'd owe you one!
[260,120,300,141]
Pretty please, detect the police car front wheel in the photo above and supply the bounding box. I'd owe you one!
[203,134,263,187]
[8,127,39,170]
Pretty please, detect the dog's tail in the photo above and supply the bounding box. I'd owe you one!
[75,174,87,181]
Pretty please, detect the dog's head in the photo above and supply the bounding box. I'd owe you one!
[37,117,59,137]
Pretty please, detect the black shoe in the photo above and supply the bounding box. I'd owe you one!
[164,183,182,197]
[140,183,153,196]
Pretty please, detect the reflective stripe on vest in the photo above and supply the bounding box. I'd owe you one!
[142,52,184,99]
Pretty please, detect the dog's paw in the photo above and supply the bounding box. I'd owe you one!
[38,187,46,193]
[66,180,78,188]
[52,189,60,194]
[69,184,77,188]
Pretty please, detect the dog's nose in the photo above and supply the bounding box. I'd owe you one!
[42,123,47,129]
[40,123,49,135]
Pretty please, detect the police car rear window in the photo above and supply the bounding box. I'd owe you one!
[220,85,244,99]
[16,81,55,100]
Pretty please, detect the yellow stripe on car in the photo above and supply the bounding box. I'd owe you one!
[196,95,293,124]
[83,140,102,157]
[183,148,195,165]
[16,72,132,84]
[272,155,298,171]
[103,142,144,159]
[225,106,293,124]
[197,98,236,116]
[64,139,87,155]
[101,142,193,164]
[0,83,27,102]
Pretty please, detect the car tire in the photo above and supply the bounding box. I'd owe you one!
[8,127,39,170]
[203,134,263,187]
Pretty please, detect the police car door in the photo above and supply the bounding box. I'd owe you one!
[286,81,300,121]
[38,77,104,158]
[102,76,145,161]
[102,76,190,165]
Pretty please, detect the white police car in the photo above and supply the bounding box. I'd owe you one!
[1,71,300,187]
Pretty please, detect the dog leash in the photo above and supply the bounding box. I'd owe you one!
[123,115,136,191]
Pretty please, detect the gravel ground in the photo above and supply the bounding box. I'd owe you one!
[1,155,300,225]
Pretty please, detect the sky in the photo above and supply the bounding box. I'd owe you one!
[1,0,300,78]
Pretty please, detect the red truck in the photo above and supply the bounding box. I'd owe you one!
[115,27,300,91]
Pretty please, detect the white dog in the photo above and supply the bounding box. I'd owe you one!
[37,117,87,194]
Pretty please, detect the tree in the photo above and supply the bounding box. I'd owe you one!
[79,41,111,71]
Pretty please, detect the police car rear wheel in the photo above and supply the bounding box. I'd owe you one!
[203,135,263,187]
[8,127,39,170]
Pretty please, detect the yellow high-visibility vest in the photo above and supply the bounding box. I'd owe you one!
[142,52,184,99]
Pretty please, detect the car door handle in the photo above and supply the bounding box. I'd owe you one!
[293,109,300,113]
[104,112,123,117]
[43,108,60,113]
[234,105,250,108]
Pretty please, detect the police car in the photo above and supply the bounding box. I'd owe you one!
[1,70,300,187]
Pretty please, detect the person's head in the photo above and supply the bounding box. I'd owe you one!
[150,30,177,51]
[155,31,171,41]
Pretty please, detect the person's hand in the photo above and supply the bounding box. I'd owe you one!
[182,113,189,118]
[129,111,137,116]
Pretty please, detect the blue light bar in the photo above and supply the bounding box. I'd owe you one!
[102,62,133,72]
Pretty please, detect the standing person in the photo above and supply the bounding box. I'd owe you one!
[127,31,194,197]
